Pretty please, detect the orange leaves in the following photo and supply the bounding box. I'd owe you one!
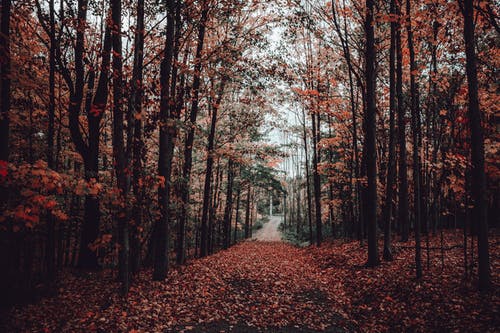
[157,176,166,189]
[291,87,319,97]
[0,160,72,229]
[75,178,102,197]
[0,160,8,178]
[89,234,113,252]
[5,233,500,332]
[45,200,57,209]
[13,205,40,227]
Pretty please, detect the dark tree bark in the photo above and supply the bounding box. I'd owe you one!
[311,111,322,246]
[461,0,490,291]
[47,0,56,169]
[301,107,313,244]
[177,1,209,263]
[396,0,409,243]
[154,0,176,281]
[66,0,100,270]
[172,0,184,265]
[244,186,251,239]
[406,0,422,279]
[331,0,361,238]
[110,0,129,295]
[365,0,379,267]
[200,79,226,257]
[234,186,241,243]
[383,0,396,262]
[209,163,222,253]
[45,0,56,282]
[0,0,10,164]
[130,0,145,275]
[223,159,235,250]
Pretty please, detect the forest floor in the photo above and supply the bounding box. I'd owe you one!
[2,229,499,332]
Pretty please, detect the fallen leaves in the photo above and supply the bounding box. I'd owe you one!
[2,231,498,332]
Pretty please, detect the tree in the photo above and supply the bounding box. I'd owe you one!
[406,0,422,279]
[110,0,129,296]
[130,0,145,275]
[311,109,322,246]
[200,78,227,257]
[176,0,209,266]
[460,0,490,291]
[383,0,396,262]
[154,0,176,281]
[0,0,10,166]
[365,0,379,267]
[223,159,235,249]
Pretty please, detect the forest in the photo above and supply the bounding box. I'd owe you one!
[0,0,498,332]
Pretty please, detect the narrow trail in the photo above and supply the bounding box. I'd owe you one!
[253,215,283,242]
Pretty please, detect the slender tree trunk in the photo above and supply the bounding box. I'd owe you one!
[331,0,361,240]
[0,0,10,165]
[209,162,222,253]
[110,0,129,295]
[396,0,409,242]
[199,79,226,257]
[223,160,235,250]
[383,0,396,262]
[130,0,145,275]
[244,186,251,239]
[406,0,422,279]
[461,0,490,291]
[311,111,322,246]
[234,186,241,244]
[70,0,102,271]
[365,0,379,267]
[154,0,176,281]
[47,0,55,169]
[302,107,313,244]
[0,0,11,303]
[177,1,209,262]
[44,0,56,282]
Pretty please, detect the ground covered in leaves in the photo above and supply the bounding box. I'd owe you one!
[2,231,499,332]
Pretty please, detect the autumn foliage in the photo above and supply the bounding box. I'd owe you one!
[0,0,498,331]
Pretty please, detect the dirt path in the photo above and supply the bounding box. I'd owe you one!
[253,215,283,241]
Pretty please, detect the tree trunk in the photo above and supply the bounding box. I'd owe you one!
[461,0,490,291]
[234,186,241,244]
[396,0,409,243]
[365,0,379,267]
[45,0,56,283]
[110,0,129,295]
[199,79,226,257]
[130,0,145,275]
[244,186,251,239]
[302,107,314,244]
[311,111,322,246]
[154,0,176,281]
[177,1,209,263]
[406,0,422,279]
[0,0,10,164]
[383,0,396,262]
[223,160,235,250]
